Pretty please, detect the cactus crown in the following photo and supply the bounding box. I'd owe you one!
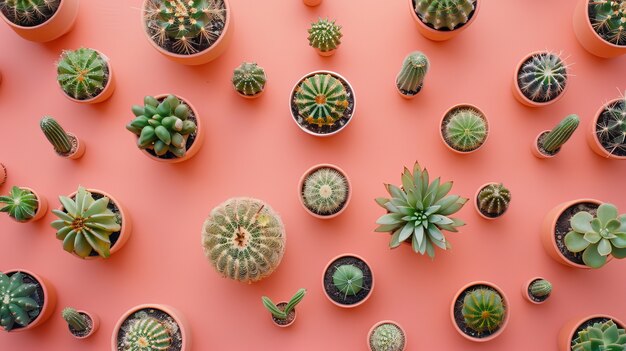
[590,0,626,46]
[461,288,505,333]
[444,107,488,152]
[595,92,626,156]
[40,116,73,155]
[62,307,88,332]
[302,167,349,216]
[0,272,40,331]
[572,319,626,351]
[307,18,342,52]
[0,0,60,26]
[518,52,568,103]
[0,186,39,222]
[124,317,171,351]
[396,51,429,95]
[232,62,266,96]
[295,74,349,127]
[332,264,364,298]
[57,48,108,101]
[370,323,405,351]
[261,288,306,320]
[477,183,511,217]
[414,0,476,30]
[529,279,552,298]
[541,114,580,154]
[51,186,121,258]
[564,203,626,269]
[126,95,197,158]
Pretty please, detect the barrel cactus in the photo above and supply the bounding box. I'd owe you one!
[201,197,286,283]
[443,107,488,152]
[0,272,40,331]
[295,74,349,127]
[572,319,626,351]
[462,288,505,334]
[540,114,580,154]
[40,116,73,155]
[332,264,364,298]
[595,92,626,157]
[302,167,349,216]
[477,183,511,217]
[396,51,429,96]
[123,317,171,351]
[589,0,626,46]
[517,52,568,103]
[62,307,88,333]
[307,18,342,54]
[413,0,476,30]
[0,0,60,26]
[370,323,405,351]
[232,62,266,97]
[57,48,108,101]
[529,279,552,298]
[0,186,39,222]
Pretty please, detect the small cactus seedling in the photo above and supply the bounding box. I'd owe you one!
[57,48,109,101]
[477,183,511,218]
[396,51,429,96]
[0,272,40,331]
[369,323,406,351]
[443,107,488,152]
[307,18,342,54]
[232,62,266,97]
[571,319,626,351]
[462,288,506,334]
[539,114,580,155]
[595,92,626,157]
[0,186,39,222]
[414,0,476,30]
[62,307,88,333]
[262,288,306,321]
[302,167,349,216]
[332,264,364,298]
[517,52,568,103]
[123,317,171,351]
[589,0,626,46]
[295,74,349,127]
[0,0,61,26]
[40,116,73,155]
[529,279,552,298]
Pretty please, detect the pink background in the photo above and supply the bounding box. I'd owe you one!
[1,0,625,350]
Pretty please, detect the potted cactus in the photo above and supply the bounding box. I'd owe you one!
[0,270,56,332]
[0,0,78,42]
[450,281,510,342]
[40,116,85,159]
[62,307,98,339]
[395,51,429,99]
[51,186,131,260]
[0,163,6,186]
[558,315,626,351]
[141,0,232,65]
[409,0,479,41]
[522,277,552,304]
[0,186,47,222]
[513,51,570,107]
[290,70,356,137]
[126,94,202,163]
[573,0,626,58]
[201,197,286,283]
[112,304,189,351]
[232,62,267,98]
[307,18,342,56]
[439,104,488,154]
[474,183,511,220]
[261,288,306,328]
[298,164,351,219]
[532,114,580,159]
[322,254,374,308]
[56,48,115,104]
[587,91,626,159]
[367,320,407,351]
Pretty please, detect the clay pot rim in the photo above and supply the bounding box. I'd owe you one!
[579,0,625,49]
[522,276,550,305]
[407,0,480,37]
[532,130,559,159]
[439,103,489,154]
[321,253,374,308]
[57,49,114,104]
[2,269,52,332]
[473,182,508,220]
[0,0,65,29]
[297,163,352,219]
[68,310,99,339]
[588,97,626,159]
[367,320,407,351]
[512,51,570,107]
[270,301,297,328]
[234,77,267,99]
[563,314,626,349]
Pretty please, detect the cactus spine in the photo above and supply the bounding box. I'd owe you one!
[396,51,429,95]
[477,183,511,217]
[589,0,626,46]
[461,288,505,333]
[62,307,88,332]
[595,92,626,156]
[124,317,171,351]
[40,116,72,154]
[529,279,552,297]
[414,0,476,30]
[1,0,61,26]
[444,107,488,152]
[518,52,568,103]
[541,114,580,153]
[370,323,405,351]
[307,18,342,53]
[332,264,364,298]
[57,48,108,100]
[0,272,40,331]
[232,62,266,97]
[302,167,348,216]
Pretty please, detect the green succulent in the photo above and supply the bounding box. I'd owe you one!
[0,186,39,222]
[462,288,505,334]
[518,52,568,103]
[261,288,306,320]
[57,48,108,101]
[477,183,511,217]
[40,116,72,155]
[541,114,580,154]
[572,319,626,351]
[396,51,429,95]
[124,317,171,351]
[370,323,405,351]
[307,18,342,53]
[0,272,40,331]
[414,0,476,30]
[295,73,349,127]
[0,0,61,27]
[590,0,626,46]
[302,167,349,216]
[232,62,266,97]
[529,279,552,298]
[332,264,364,298]
[595,92,626,157]
[444,107,488,152]
[62,307,88,332]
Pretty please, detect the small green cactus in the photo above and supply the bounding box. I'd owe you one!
[62,307,88,332]
[261,288,306,320]
[295,74,349,127]
[369,323,405,351]
[124,317,171,351]
[595,92,626,157]
[477,183,511,217]
[302,167,348,216]
[572,319,626,351]
[541,114,580,154]
[462,288,505,334]
[57,48,108,101]
[529,279,552,298]
[0,272,40,331]
[0,0,60,26]
[40,116,72,155]
[0,186,39,222]
[414,0,476,30]
[332,264,364,298]
[307,18,342,53]
[443,107,488,152]
[589,0,626,46]
[396,51,429,95]
[232,62,266,97]
[518,52,568,103]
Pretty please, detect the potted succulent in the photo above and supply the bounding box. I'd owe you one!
[232,62,267,98]
[0,270,56,332]
[307,18,342,56]
[56,48,115,104]
[474,183,511,220]
[0,186,47,222]
[395,51,429,99]
[450,281,510,342]
[261,288,306,328]
[322,253,374,308]
[126,94,202,163]
[62,307,98,339]
[141,0,232,65]
[290,70,356,137]
[522,277,552,304]
[0,163,6,186]
[303,0,321,6]
[112,304,189,351]
[558,315,626,351]
[0,0,78,42]
[409,0,479,41]
[587,91,626,159]
[201,197,286,283]
[40,116,85,159]
[532,114,580,159]
[375,162,467,257]
[298,164,351,219]
[51,186,131,260]
[573,0,626,58]
[439,104,488,154]
[512,51,570,107]
[367,320,407,351]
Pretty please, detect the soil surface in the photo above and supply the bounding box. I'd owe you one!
[397,83,423,97]
[594,100,626,157]
[412,0,477,32]
[527,279,550,303]
[440,105,488,152]
[554,202,598,265]
[115,307,184,351]
[5,271,45,331]
[271,303,296,326]
[68,312,94,338]
[144,97,198,160]
[323,255,373,306]
[536,131,560,157]
[453,284,506,339]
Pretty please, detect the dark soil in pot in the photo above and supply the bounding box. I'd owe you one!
[115,307,184,351]
[536,131,560,157]
[68,312,94,338]
[0,0,60,27]
[453,284,505,339]
[594,100,626,157]
[272,303,296,326]
[440,105,488,152]
[5,271,44,331]
[398,84,422,97]
[323,255,373,306]
[527,278,550,303]
[144,96,198,160]
[554,202,598,265]
[411,0,477,32]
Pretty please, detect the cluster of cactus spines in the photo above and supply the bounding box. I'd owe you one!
[396,51,429,95]
[414,0,476,30]
[461,288,506,334]
[0,0,60,26]
[529,279,552,298]
[262,288,306,320]
[57,48,108,100]
[40,116,72,155]
[127,95,197,158]
[124,317,171,351]
[307,18,342,53]
[62,307,88,332]
[477,183,511,217]
[332,264,364,298]
[572,319,626,351]
[540,114,580,153]
[0,186,38,222]
[201,197,286,283]
[595,92,626,156]
[51,186,121,258]
[295,74,349,127]
[590,0,626,46]
[370,323,405,351]
[232,62,266,96]
[518,52,568,103]
[0,272,40,331]
[444,108,487,151]
[302,167,348,215]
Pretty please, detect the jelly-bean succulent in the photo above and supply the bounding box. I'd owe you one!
[443,107,488,152]
[262,288,306,320]
[396,51,429,95]
[0,186,39,222]
[462,288,505,333]
[572,319,626,351]
[62,307,88,333]
[232,62,266,97]
[295,74,348,127]
[0,272,40,331]
[595,92,626,157]
[590,0,626,46]
[307,18,342,53]
[370,323,405,351]
[57,48,108,101]
[477,183,511,217]
[414,0,476,30]
[518,52,568,103]
[302,167,348,216]
[40,116,72,155]
[529,279,552,298]
[332,264,364,298]
[540,114,580,154]
[0,0,60,26]
[124,317,171,351]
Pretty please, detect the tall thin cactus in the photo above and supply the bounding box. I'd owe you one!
[40,116,72,154]
[540,114,580,153]
[396,51,429,96]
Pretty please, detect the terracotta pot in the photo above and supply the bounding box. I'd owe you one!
[58,50,115,104]
[558,315,625,351]
[141,0,232,65]
[68,311,99,339]
[316,48,336,57]
[439,104,489,154]
[322,253,374,308]
[587,98,626,160]
[270,302,297,328]
[521,277,550,305]
[408,0,480,41]
[0,163,6,186]
[0,0,78,42]
[512,51,569,107]
[474,182,507,220]
[12,187,47,223]
[367,320,407,351]
[297,163,352,219]
[303,0,322,6]
[56,132,86,160]
[573,0,626,58]
[531,131,557,159]
[450,281,510,342]
[3,269,57,332]
[111,304,189,351]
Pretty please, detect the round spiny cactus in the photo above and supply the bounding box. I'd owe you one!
[40,116,72,155]
[477,183,511,217]
[307,18,342,53]
[302,167,348,216]
[529,279,552,298]
[370,323,405,351]
[295,74,348,127]
[518,52,568,103]
[444,108,487,152]
[57,48,108,101]
[62,307,88,332]
[124,317,171,351]
[0,272,40,331]
[332,264,364,298]
[590,0,626,46]
[396,51,429,95]
[201,197,286,283]
[462,288,505,333]
[414,0,476,30]
[541,114,580,153]
[1,0,61,26]
[595,92,626,156]
[232,62,266,97]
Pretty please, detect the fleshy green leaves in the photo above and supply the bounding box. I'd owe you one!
[0,186,39,222]
[572,319,626,351]
[0,272,41,331]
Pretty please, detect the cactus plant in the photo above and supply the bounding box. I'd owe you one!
[295,74,349,127]
[0,186,39,222]
[396,51,429,96]
[443,107,488,152]
[0,272,40,331]
[572,319,626,351]
[62,307,88,333]
[595,92,626,157]
[40,116,73,155]
[413,0,476,30]
[564,203,626,268]
[369,323,405,351]
[332,264,364,298]
[302,167,349,216]
[307,18,342,54]
[477,183,511,217]
[589,0,626,46]
[462,288,506,334]
[529,279,552,298]
[517,52,568,103]
[51,186,121,258]
[56,48,108,101]
[0,0,61,26]
[232,62,266,97]
[123,317,171,351]
[262,288,306,321]
[540,114,580,154]
[201,197,286,283]
[126,95,197,158]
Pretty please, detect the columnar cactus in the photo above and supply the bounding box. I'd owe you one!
[62,307,88,332]
[595,92,626,156]
[307,18,342,53]
[370,323,405,351]
[0,272,40,331]
[40,116,72,155]
[396,51,429,95]
[0,186,39,222]
[232,62,266,97]
[540,114,580,153]
[590,0,626,46]
[414,0,476,30]
[0,0,61,26]
[201,197,286,283]
[462,288,505,333]
[261,288,306,320]
[444,108,488,152]
[477,183,511,217]
[302,167,348,216]
[124,317,171,351]
[517,52,568,103]
[295,74,349,127]
[572,319,626,351]
[332,264,364,298]
[57,48,108,100]
[529,279,552,297]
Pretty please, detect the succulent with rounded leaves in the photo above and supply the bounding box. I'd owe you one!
[462,288,505,333]
[332,264,364,298]
[414,0,476,30]
[0,0,61,26]
[443,108,487,152]
[232,62,266,97]
[529,279,552,297]
[295,74,348,127]
[262,288,306,320]
[589,0,626,46]
[477,183,511,217]
[396,51,429,95]
[540,114,580,154]
[302,167,348,216]
[57,48,108,100]
[595,92,626,157]
[307,18,342,53]
[370,323,405,351]
[40,116,72,155]
[564,203,626,268]
[572,319,626,351]
[62,307,88,332]
[123,317,171,351]
[0,272,40,331]
[518,52,568,103]
[0,186,39,222]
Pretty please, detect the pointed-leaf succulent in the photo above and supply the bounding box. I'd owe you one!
[261,288,306,320]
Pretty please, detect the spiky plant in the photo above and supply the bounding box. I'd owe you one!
[332,264,364,298]
[0,0,61,27]
[51,186,121,258]
[302,167,348,216]
[56,48,108,101]
[307,18,342,53]
[123,317,171,351]
[295,74,349,127]
[0,186,39,222]
[413,0,476,30]
[595,92,626,157]
[396,51,429,95]
[517,52,568,103]
[0,272,40,331]
[62,307,88,333]
[589,0,626,46]
[262,288,306,320]
[369,323,405,351]
[375,162,467,258]
[443,107,488,152]
[462,288,505,334]
[540,114,580,154]
[201,197,286,283]
[529,279,552,298]
[477,183,511,217]
[572,319,626,351]
[40,116,72,155]
[232,62,266,97]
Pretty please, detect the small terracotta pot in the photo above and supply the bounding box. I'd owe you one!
[297,164,352,219]
[235,80,267,99]
[0,0,78,42]
[474,182,507,220]
[408,0,480,41]
[367,320,407,351]
[522,277,550,305]
[270,302,297,328]
[0,163,6,186]
[587,98,626,160]
[303,0,321,6]
[57,132,86,160]
[450,281,510,342]
[531,131,557,159]
[322,253,374,308]
[512,51,569,107]
[68,311,99,339]
[58,50,115,104]
[316,48,336,57]
[439,104,489,154]
[11,187,47,223]
[558,315,626,351]
[573,0,626,58]
[141,0,232,65]
[3,269,57,332]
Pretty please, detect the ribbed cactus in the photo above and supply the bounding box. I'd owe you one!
[332,264,364,298]
[302,167,348,216]
[201,198,286,283]
[444,108,488,152]
[0,186,39,222]
[0,272,40,331]
[518,52,568,103]
[590,0,626,46]
[572,319,626,351]
[529,279,552,297]
[462,288,505,333]
[477,183,511,217]
[232,62,266,97]
[396,51,429,95]
[370,323,405,351]
[40,116,72,155]
[414,0,476,30]
[295,74,348,127]
[307,18,342,53]
[541,114,580,153]
[595,92,626,156]
[262,288,306,320]
[124,317,171,351]
[0,0,60,26]
[62,308,88,332]
[57,48,108,101]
